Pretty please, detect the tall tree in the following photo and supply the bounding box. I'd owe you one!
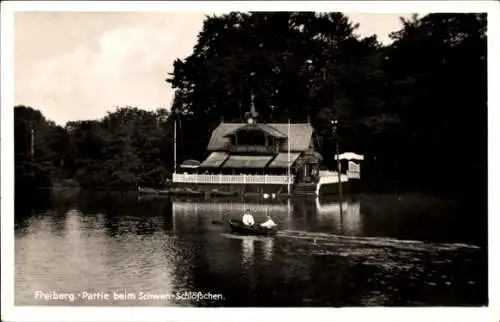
[14,12,487,193]
[166,12,370,163]
[384,13,487,188]
[15,105,68,189]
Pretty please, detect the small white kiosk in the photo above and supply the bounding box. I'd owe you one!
[335,152,364,192]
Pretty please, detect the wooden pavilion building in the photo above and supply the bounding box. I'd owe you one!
[172,104,349,196]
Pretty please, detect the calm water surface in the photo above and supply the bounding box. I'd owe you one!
[15,190,487,307]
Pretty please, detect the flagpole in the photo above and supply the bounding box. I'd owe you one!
[332,120,343,218]
[287,119,291,196]
[174,115,177,174]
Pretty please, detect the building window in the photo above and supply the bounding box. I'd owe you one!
[237,129,266,146]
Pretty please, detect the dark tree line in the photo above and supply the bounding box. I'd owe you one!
[15,12,487,194]
[15,106,174,191]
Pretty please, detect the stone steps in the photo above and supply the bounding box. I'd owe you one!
[292,183,317,196]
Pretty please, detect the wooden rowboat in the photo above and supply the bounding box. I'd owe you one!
[228,219,277,236]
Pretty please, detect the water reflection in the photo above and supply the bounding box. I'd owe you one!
[172,199,293,218]
[261,238,274,261]
[315,198,362,235]
[14,191,487,306]
[171,197,365,237]
[241,238,254,268]
[16,193,180,306]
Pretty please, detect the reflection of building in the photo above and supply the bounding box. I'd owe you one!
[315,199,362,235]
[241,236,274,264]
[241,238,255,267]
[170,199,277,296]
[261,238,274,261]
[172,200,293,216]
[172,199,291,236]
[172,102,349,196]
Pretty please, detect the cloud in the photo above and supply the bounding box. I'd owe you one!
[14,12,410,126]
[16,15,204,125]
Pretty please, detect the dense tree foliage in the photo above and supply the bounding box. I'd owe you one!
[14,12,487,193]
[383,13,487,189]
[15,106,174,190]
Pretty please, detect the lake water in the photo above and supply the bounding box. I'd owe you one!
[14,190,487,307]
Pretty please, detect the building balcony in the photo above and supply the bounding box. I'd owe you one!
[229,145,276,154]
[173,173,294,185]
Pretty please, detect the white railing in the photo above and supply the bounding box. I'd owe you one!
[173,173,294,185]
[315,171,350,195]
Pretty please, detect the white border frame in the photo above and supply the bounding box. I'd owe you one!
[2,1,499,322]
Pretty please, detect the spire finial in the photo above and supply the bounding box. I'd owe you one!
[245,86,258,123]
[250,88,257,117]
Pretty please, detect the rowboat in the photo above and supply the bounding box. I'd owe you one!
[228,219,277,236]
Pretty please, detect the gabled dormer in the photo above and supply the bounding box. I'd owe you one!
[224,123,287,154]
[223,96,287,154]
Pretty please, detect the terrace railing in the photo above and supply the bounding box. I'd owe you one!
[173,173,294,185]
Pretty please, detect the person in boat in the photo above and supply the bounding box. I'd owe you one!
[260,215,277,229]
[242,209,255,226]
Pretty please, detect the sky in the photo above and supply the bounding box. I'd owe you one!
[14,11,414,126]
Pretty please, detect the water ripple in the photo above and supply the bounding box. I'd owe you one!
[277,230,481,251]
[14,195,487,306]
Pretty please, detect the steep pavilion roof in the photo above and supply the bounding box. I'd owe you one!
[207,122,314,153]
[223,123,287,139]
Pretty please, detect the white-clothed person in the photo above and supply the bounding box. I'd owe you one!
[260,215,277,229]
[242,209,255,226]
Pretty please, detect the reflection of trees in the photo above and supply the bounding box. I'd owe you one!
[315,193,483,245]
[70,192,174,238]
[356,194,477,244]
[15,189,71,233]
[17,191,176,240]
[15,188,52,219]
